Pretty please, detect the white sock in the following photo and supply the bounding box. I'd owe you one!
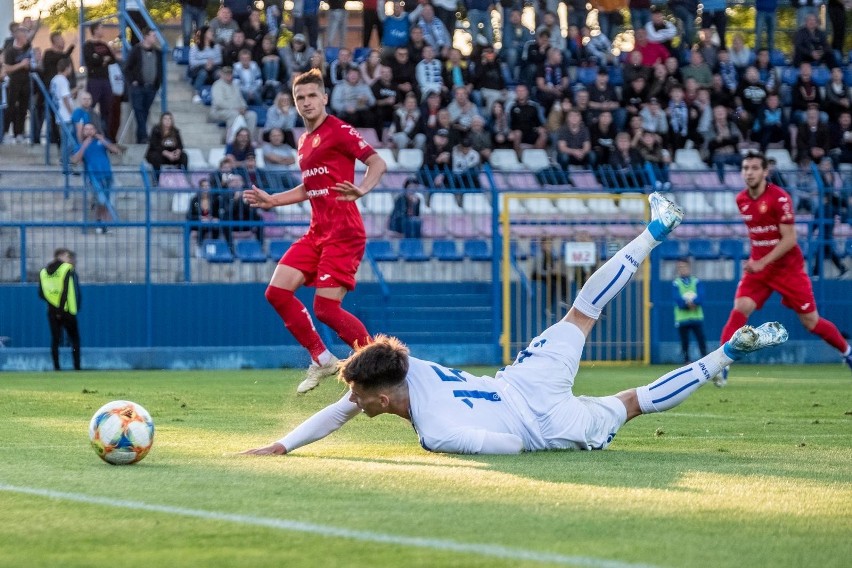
[572,229,658,320]
[636,347,734,414]
[843,345,851,358]
[315,350,334,366]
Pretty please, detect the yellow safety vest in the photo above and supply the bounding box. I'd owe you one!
[39,263,78,315]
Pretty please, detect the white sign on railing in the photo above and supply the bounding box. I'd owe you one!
[563,242,597,267]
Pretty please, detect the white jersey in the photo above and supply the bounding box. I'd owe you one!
[405,357,547,454]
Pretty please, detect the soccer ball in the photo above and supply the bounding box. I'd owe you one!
[682,291,697,303]
[89,400,155,465]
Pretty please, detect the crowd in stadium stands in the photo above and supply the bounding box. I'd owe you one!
[2,1,852,203]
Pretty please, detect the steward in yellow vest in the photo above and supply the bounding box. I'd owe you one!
[38,248,81,371]
[672,259,707,364]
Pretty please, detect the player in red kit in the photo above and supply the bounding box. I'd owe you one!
[715,152,852,385]
[244,69,387,393]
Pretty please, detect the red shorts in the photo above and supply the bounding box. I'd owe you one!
[735,263,817,314]
[279,233,366,291]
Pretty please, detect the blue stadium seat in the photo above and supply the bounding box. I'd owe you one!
[172,46,189,65]
[235,240,267,263]
[250,105,268,128]
[432,239,464,261]
[200,239,234,263]
[687,239,718,260]
[657,239,683,260]
[781,67,799,86]
[353,47,371,63]
[770,49,788,67]
[464,239,491,261]
[607,66,623,87]
[811,66,830,87]
[366,240,398,261]
[200,85,213,106]
[845,239,852,257]
[324,46,340,63]
[844,66,852,87]
[399,238,430,262]
[268,239,293,260]
[719,239,745,260]
[576,66,598,86]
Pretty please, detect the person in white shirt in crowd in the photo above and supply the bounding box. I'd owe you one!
[209,65,258,142]
[391,92,427,150]
[233,48,263,104]
[50,57,75,168]
[415,44,444,102]
[417,3,451,59]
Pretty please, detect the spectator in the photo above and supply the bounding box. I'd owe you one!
[372,65,399,135]
[330,67,379,135]
[501,9,534,82]
[669,0,698,48]
[630,0,652,30]
[189,26,223,102]
[754,0,777,51]
[666,85,690,150]
[733,66,766,136]
[700,0,727,48]
[622,75,650,118]
[263,126,298,186]
[391,92,426,150]
[681,50,712,88]
[242,10,268,49]
[380,0,424,61]
[829,111,852,164]
[255,34,284,103]
[50,58,75,166]
[209,66,259,143]
[556,109,592,169]
[292,0,320,48]
[709,73,735,109]
[608,131,647,190]
[466,0,496,45]
[447,86,481,135]
[715,48,738,92]
[71,91,102,142]
[508,84,548,157]
[573,88,594,125]
[362,0,383,47]
[534,48,570,112]
[323,0,348,49]
[791,62,823,124]
[705,105,742,183]
[222,29,249,67]
[622,49,651,85]
[233,48,263,104]
[632,28,668,67]
[823,67,851,122]
[590,110,617,166]
[592,0,627,41]
[224,176,264,245]
[587,68,624,130]
[82,23,115,142]
[672,258,708,364]
[210,155,237,188]
[180,0,207,49]
[646,63,671,106]
[415,45,444,101]
[753,93,787,152]
[472,46,508,116]
[327,47,353,87]
[418,4,452,59]
[263,92,298,146]
[417,90,444,135]
[489,99,513,151]
[225,126,255,167]
[360,49,386,86]
[388,46,419,101]
[810,166,848,277]
[828,0,847,53]
[541,11,565,51]
[419,128,453,188]
[729,33,752,73]
[566,0,588,29]
[443,48,473,94]
[124,28,163,144]
[793,13,837,68]
[450,136,482,188]
[71,123,121,233]
[280,34,315,85]
[145,112,188,178]
[42,31,76,91]
[430,0,458,41]
[224,0,253,27]
[388,177,423,238]
[407,24,428,63]
[696,29,719,68]
[584,25,614,67]
[640,97,669,139]
[521,28,552,86]
[793,0,822,28]
[468,114,493,162]
[645,5,677,53]
[187,178,224,243]
[636,129,671,189]
[210,6,240,46]
[754,49,778,93]
[796,106,831,165]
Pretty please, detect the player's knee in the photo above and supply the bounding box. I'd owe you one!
[313,295,340,324]
[265,286,292,309]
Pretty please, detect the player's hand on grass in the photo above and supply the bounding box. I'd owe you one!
[333,181,366,201]
[243,185,272,209]
[240,442,287,455]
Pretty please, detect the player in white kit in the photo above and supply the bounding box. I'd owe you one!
[243,193,789,455]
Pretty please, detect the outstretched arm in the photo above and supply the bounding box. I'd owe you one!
[243,184,309,209]
[242,391,361,455]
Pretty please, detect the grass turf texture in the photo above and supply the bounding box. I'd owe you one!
[1,365,850,568]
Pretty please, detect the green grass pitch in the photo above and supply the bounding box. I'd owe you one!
[1,365,850,568]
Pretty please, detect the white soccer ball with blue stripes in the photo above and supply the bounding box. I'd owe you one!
[88,400,155,465]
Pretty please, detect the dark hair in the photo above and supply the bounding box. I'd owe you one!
[57,57,71,73]
[50,31,63,43]
[742,150,768,168]
[292,68,325,94]
[340,335,410,392]
[90,22,101,35]
[54,248,75,259]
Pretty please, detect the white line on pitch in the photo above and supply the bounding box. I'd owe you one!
[0,483,658,568]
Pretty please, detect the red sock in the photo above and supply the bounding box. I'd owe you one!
[720,309,749,344]
[314,296,372,349]
[810,317,850,353]
[265,286,326,361]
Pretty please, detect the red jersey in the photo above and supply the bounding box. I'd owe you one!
[297,115,376,242]
[735,182,803,268]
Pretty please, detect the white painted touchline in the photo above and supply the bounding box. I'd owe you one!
[0,483,659,568]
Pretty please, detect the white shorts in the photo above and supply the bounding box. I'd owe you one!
[497,321,628,451]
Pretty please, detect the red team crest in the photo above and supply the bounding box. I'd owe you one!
[312,135,321,147]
